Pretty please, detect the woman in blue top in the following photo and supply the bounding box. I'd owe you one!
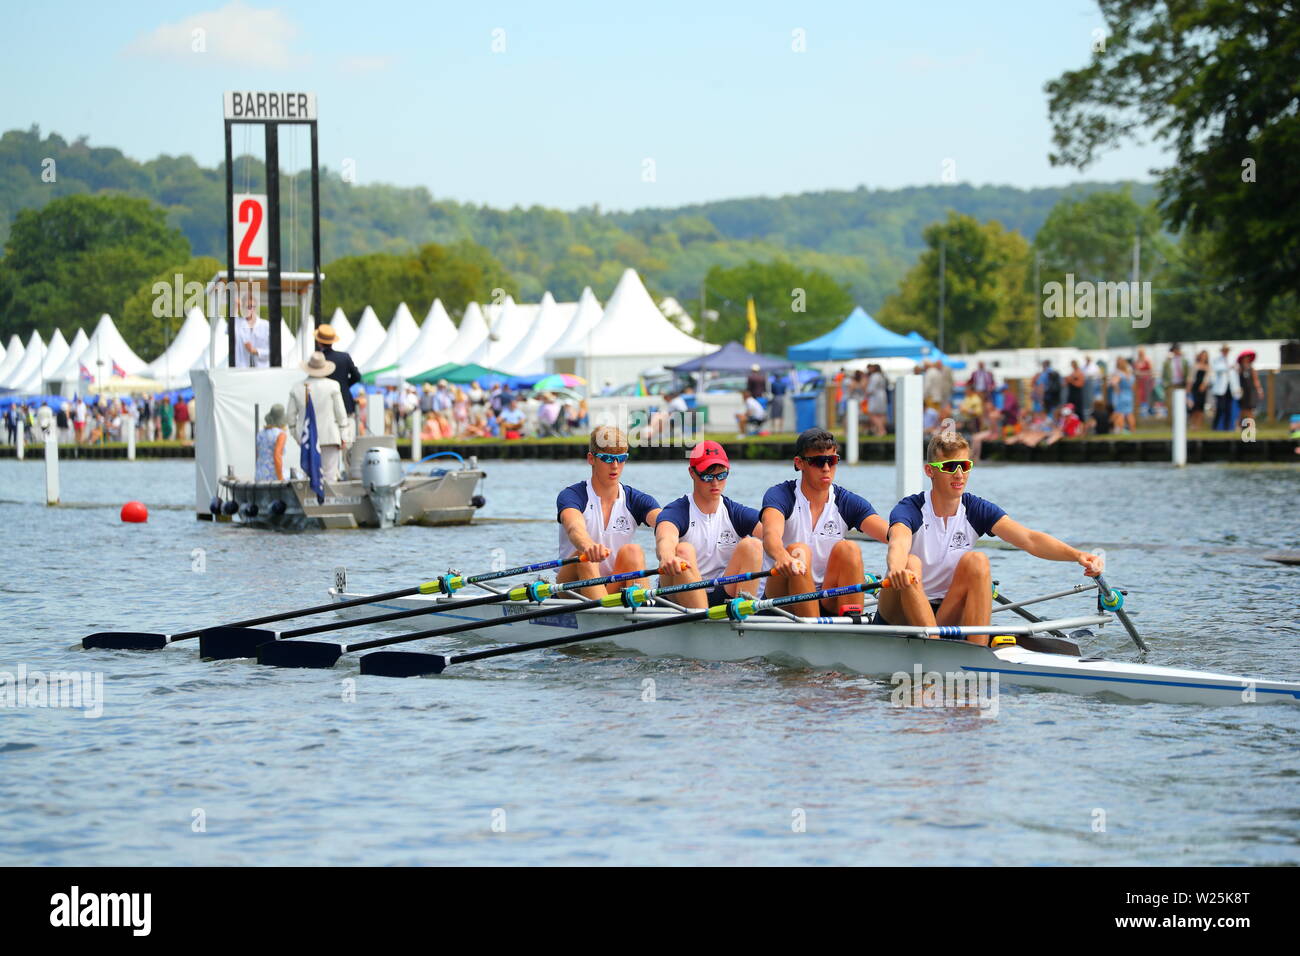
[1110,356,1135,432]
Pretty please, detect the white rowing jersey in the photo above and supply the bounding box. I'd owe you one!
[657,494,761,579]
[760,479,877,585]
[889,491,1007,601]
[556,480,660,576]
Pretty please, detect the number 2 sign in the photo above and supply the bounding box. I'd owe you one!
[233,194,268,268]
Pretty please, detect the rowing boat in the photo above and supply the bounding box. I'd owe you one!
[326,581,1300,706]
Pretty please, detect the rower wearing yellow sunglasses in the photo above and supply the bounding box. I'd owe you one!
[874,430,1103,643]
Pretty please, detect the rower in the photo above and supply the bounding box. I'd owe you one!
[654,440,763,609]
[555,426,661,598]
[875,430,1103,644]
[760,427,887,617]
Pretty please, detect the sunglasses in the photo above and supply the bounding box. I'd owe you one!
[929,458,973,473]
[799,454,840,469]
[593,452,629,464]
[693,468,729,482]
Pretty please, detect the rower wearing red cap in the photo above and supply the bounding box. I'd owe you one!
[654,441,764,609]
[760,427,888,617]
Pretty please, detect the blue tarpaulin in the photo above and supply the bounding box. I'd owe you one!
[787,307,928,362]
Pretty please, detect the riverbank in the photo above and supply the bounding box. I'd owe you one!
[2,430,1295,462]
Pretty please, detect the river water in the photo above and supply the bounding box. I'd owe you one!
[1,456,1297,865]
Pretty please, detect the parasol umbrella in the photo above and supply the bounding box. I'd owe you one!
[532,373,586,392]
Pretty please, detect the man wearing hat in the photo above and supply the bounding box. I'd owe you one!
[313,323,362,444]
[654,440,764,608]
[288,352,350,482]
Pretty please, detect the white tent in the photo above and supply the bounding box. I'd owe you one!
[659,297,696,334]
[47,314,149,392]
[466,296,536,370]
[360,302,421,374]
[147,308,211,389]
[0,337,5,365]
[555,269,710,387]
[498,292,578,376]
[14,328,69,394]
[446,302,489,364]
[544,286,605,375]
[1,331,45,390]
[377,299,459,383]
[42,328,87,394]
[346,306,386,369]
[324,307,355,351]
[0,334,27,386]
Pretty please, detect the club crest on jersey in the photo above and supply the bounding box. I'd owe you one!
[817,519,841,537]
[718,528,737,547]
[950,530,970,550]
[612,514,633,533]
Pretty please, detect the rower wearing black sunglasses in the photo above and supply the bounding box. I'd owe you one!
[654,441,764,609]
[760,427,888,617]
[555,425,661,598]
[875,430,1103,642]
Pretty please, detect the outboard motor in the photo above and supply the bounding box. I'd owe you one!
[361,445,404,528]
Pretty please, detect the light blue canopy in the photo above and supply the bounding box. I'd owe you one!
[787,307,928,362]
[905,331,967,369]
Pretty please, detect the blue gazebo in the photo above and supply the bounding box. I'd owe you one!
[787,307,928,362]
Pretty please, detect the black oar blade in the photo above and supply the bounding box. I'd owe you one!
[359,651,447,678]
[257,640,343,670]
[199,627,278,660]
[82,632,168,650]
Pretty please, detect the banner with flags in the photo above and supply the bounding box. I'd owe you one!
[744,296,758,352]
[112,361,127,378]
[298,389,324,503]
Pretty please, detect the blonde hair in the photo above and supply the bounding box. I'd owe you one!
[589,425,628,455]
[926,430,970,462]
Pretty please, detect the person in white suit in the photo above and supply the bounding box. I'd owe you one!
[288,351,350,482]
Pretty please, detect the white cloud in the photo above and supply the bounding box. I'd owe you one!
[125,1,304,69]
[340,55,396,74]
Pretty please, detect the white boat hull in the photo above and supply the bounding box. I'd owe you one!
[329,589,1300,706]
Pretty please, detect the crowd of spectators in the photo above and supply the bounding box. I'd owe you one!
[368,380,590,442]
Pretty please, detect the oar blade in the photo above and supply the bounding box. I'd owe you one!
[257,640,343,670]
[199,627,278,660]
[82,632,168,651]
[359,652,447,678]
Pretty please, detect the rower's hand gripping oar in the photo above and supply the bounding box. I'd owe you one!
[361,577,893,678]
[1094,573,1148,652]
[257,569,774,670]
[82,556,582,651]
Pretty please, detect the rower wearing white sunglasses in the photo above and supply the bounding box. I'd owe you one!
[654,440,764,609]
[555,425,661,598]
[875,429,1103,641]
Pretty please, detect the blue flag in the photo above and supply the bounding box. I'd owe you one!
[299,390,324,503]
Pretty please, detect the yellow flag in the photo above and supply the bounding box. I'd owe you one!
[744,296,758,352]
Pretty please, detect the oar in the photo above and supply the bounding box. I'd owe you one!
[360,579,891,678]
[1094,573,1147,652]
[257,569,774,670]
[82,556,582,651]
[205,565,657,660]
[993,581,1100,651]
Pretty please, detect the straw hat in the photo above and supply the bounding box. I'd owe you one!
[302,351,336,377]
[264,404,287,427]
[314,324,338,345]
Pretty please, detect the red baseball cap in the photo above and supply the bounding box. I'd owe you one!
[688,440,730,471]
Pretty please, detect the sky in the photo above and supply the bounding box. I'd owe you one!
[3,0,1171,211]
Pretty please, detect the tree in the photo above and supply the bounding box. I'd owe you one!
[119,255,223,357]
[877,212,1043,353]
[1045,0,1300,310]
[701,260,854,355]
[0,193,190,344]
[1033,189,1168,348]
[325,241,517,321]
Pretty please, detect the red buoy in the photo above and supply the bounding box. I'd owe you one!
[121,501,148,523]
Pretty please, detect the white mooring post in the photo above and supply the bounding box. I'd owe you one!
[368,394,385,437]
[1171,385,1187,467]
[845,395,859,464]
[127,416,137,461]
[894,374,923,500]
[44,432,59,505]
[16,421,24,460]
[410,407,422,462]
